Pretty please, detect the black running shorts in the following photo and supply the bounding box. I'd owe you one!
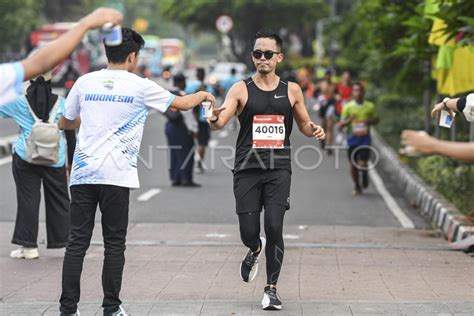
[233,169,291,214]
[198,122,210,146]
[348,146,371,162]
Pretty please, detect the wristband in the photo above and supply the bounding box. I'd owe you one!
[442,98,449,111]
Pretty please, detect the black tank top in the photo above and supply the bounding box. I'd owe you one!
[234,77,293,173]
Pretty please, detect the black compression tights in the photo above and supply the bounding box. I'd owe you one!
[238,205,286,285]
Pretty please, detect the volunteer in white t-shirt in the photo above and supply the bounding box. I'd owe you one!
[58,28,218,316]
[0,7,122,106]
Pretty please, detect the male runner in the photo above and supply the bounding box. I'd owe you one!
[339,83,379,195]
[208,30,325,310]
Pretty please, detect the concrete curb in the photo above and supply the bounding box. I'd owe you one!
[371,131,472,242]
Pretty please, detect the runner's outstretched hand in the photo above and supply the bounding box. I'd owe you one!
[210,106,226,122]
[309,122,325,140]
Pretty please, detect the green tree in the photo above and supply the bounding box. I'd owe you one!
[0,0,44,53]
[429,0,474,46]
[332,0,434,95]
[160,0,328,63]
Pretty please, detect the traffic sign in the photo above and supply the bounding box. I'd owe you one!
[216,15,233,33]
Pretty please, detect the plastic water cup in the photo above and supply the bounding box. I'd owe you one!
[401,131,428,157]
[201,101,212,118]
[101,23,122,46]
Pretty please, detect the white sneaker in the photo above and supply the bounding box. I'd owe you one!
[10,247,39,259]
[105,305,129,316]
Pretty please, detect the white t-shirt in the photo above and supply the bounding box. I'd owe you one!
[464,93,474,122]
[0,62,24,106]
[64,69,175,188]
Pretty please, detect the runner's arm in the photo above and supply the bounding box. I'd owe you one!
[368,104,379,125]
[208,81,243,130]
[290,82,325,139]
[339,105,353,129]
[21,8,122,81]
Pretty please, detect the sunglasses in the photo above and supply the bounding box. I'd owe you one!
[252,50,281,60]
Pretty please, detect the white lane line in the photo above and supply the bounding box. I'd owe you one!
[0,156,12,166]
[137,188,162,202]
[0,134,18,146]
[283,234,300,240]
[369,163,415,229]
[205,233,227,238]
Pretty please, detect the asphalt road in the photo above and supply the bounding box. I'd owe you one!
[0,105,428,228]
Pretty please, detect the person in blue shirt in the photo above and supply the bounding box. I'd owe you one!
[221,68,241,96]
[0,72,74,260]
[185,68,216,172]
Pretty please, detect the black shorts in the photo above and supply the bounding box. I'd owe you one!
[348,146,371,162]
[233,169,291,214]
[198,121,210,146]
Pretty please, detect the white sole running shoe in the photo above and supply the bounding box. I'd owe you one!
[10,247,39,259]
[262,286,282,310]
[240,236,266,283]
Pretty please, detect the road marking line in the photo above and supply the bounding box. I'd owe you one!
[205,233,227,238]
[89,240,450,250]
[283,234,300,240]
[369,163,415,229]
[137,188,161,202]
[0,134,18,146]
[0,156,12,166]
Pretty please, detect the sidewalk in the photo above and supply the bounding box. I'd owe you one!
[1,222,473,315]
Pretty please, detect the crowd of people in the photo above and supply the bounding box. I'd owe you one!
[0,7,472,315]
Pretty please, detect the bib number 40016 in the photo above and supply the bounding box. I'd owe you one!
[252,115,285,149]
[254,125,285,134]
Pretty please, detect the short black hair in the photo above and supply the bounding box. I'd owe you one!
[254,29,283,52]
[105,28,145,64]
[173,73,186,86]
[353,82,364,92]
[196,67,205,81]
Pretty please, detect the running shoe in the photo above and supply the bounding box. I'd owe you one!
[10,247,39,259]
[262,286,282,310]
[240,236,266,283]
[104,305,129,316]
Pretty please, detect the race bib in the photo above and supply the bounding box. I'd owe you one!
[252,115,285,149]
[352,120,369,136]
